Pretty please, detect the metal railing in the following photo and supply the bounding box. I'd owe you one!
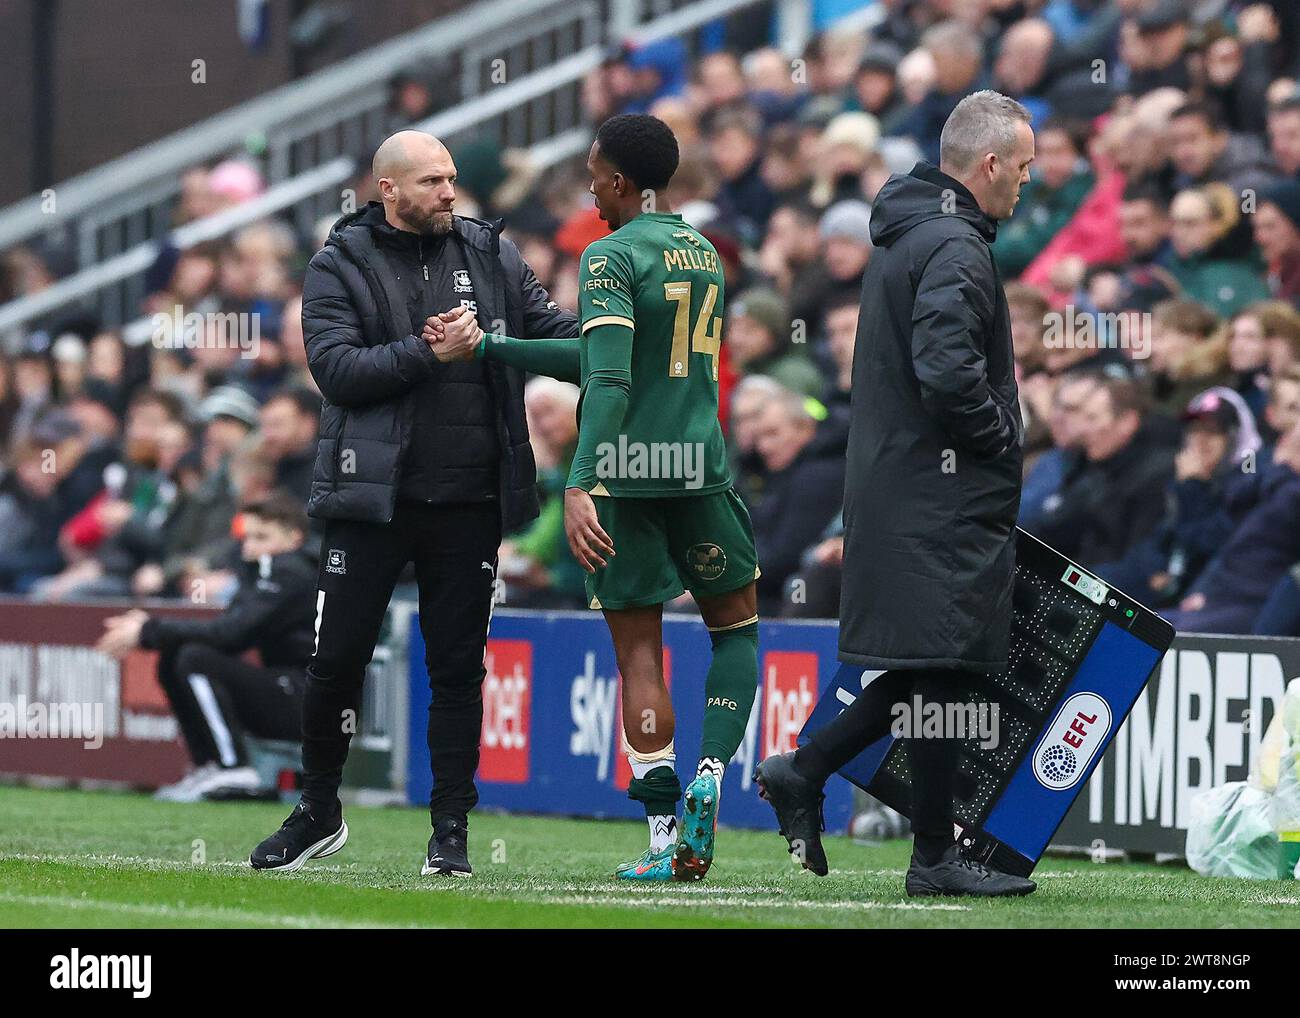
[0,0,796,342]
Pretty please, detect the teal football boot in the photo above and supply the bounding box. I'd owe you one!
[672,772,719,881]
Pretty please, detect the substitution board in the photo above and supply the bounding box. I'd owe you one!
[800,528,1175,876]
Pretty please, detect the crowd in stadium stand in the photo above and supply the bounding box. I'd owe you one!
[3,0,1300,638]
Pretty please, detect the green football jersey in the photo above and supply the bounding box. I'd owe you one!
[577,211,732,498]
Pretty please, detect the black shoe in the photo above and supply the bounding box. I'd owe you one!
[905,844,1037,898]
[249,801,348,873]
[422,818,472,877]
[753,752,829,876]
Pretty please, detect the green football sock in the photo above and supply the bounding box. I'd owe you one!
[626,763,682,819]
[699,619,759,765]
[627,763,682,852]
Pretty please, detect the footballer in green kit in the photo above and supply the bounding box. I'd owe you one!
[426,114,760,882]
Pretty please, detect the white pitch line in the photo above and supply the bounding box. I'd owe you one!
[0,891,427,929]
[543,894,969,911]
[0,852,250,872]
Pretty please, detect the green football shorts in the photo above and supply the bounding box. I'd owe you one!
[585,486,760,610]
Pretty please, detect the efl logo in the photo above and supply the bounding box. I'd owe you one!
[763,651,818,759]
[1032,691,1112,791]
[480,639,531,783]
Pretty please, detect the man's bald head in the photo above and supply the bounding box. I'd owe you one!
[372,130,445,181]
[372,131,457,235]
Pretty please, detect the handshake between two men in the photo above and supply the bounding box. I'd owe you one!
[422,306,485,363]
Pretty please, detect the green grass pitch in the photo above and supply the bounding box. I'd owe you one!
[1,784,1296,928]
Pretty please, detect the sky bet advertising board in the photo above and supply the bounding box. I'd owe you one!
[406,610,857,831]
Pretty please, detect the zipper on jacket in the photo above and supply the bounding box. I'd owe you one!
[419,237,428,280]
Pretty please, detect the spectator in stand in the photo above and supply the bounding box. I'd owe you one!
[760,201,827,328]
[1007,283,1052,447]
[1261,365,1300,449]
[1125,0,1193,96]
[1034,373,1175,566]
[1202,12,1280,136]
[1019,370,1100,533]
[277,294,319,395]
[993,117,1093,278]
[1228,300,1300,422]
[619,38,689,115]
[726,288,823,400]
[1145,299,1232,418]
[693,51,749,115]
[758,125,813,208]
[747,386,846,616]
[257,386,320,503]
[9,343,56,450]
[1267,93,1300,178]
[1094,387,1262,607]
[809,112,879,210]
[497,378,585,609]
[0,442,61,584]
[1165,186,1270,316]
[1117,180,1174,271]
[1023,88,1185,302]
[815,199,874,330]
[45,416,195,601]
[992,18,1055,122]
[744,47,804,125]
[900,21,986,164]
[1163,418,1300,634]
[37,389,188,598]
[1167,99,1276,196]
[821,294,859,418]
[850,40,909,136]
[728,374,782,513]
[707,104,774,242]
[1254,177,1300,302]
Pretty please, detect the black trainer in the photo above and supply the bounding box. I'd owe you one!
[753,752,829,876]
[249,801,348,872]
[422,818,472,877]
[905,844,1037,897]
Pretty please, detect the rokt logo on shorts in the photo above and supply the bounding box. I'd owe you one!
[687,543,726,581]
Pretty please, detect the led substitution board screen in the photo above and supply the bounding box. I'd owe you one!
[800,528,1176,876]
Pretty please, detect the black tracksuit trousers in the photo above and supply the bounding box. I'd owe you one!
[157,643,304,768]
[794,666,972,863]
[302,499,500,825]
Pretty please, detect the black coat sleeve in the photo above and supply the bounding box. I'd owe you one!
[502,237,579,340]
[302,249,439,408]
[910,235,1018,460]
[139,570,291,655]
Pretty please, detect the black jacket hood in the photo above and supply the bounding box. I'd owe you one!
[869,162,998,248]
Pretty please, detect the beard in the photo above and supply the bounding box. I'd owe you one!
[396,195,453,235]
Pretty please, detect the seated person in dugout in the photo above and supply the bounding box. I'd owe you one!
[97,493,318,801]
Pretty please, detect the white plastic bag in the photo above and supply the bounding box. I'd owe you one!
[1186,781,1279,880]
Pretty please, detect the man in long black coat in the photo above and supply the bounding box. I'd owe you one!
[757,91,1040,897]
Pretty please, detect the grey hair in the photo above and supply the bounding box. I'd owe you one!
[939,90,1032,175]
